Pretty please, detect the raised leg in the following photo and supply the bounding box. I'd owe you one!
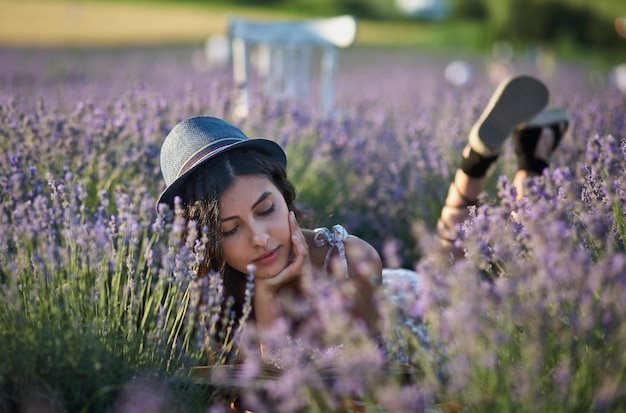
[512,109,570,199]
[437,75,550,260]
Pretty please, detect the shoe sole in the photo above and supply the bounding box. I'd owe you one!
[523,108,569,128]
[469,75,549,156]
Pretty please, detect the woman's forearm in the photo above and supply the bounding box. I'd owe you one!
[253,285,284,357]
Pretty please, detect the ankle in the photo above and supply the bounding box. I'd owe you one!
[459,145,498,178]
[513,110,569,175]
[513,126,553,174]
[517,158,548,175]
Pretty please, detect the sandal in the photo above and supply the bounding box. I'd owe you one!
[513,108,569,173]
[469,75,549,157]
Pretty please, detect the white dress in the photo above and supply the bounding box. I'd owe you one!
[313,225,429,364]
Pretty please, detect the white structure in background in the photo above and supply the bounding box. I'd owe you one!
[205,33,231,67]
[229,15,358,119]
[395,0,449,20]
[487,40,514,85]
[444,60,472,86]
[192,33,230,72]
[611,64,626,93]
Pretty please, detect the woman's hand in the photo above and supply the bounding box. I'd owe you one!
[255,211,313,293]
[253,212,313,356]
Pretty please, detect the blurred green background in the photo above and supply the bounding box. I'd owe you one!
[182,0,625,53]
[0,0,624,67]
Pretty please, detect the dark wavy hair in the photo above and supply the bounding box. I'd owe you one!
[179,148,297,328]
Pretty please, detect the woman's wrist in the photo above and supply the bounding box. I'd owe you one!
[254,276,283,296]
[254,283,283,329]
[254,279,280,297]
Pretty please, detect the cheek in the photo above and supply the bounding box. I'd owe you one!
[220,239,246,270]
[273,211,292,240]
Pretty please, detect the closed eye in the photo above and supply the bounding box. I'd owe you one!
[222,204,274,237]
[258,203,276,216]
[222,225,238,237]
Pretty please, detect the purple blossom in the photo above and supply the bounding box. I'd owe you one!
[1,44,625,411]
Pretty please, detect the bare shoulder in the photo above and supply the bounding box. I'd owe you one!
[302,228,382,283]
[344,235,383,282]
[303,228,383,335]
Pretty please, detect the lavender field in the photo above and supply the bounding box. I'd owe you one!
[1,44,625,412]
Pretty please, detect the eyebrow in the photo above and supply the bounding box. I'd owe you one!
[220,191,273,222]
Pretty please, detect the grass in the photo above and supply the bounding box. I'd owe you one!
[0,0,290,47]
[1,0,623,69]
[1,12,626,409]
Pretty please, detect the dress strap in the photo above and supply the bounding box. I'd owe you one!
[313,224,350,277]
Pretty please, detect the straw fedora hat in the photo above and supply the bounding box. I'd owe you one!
[157,116,286,208]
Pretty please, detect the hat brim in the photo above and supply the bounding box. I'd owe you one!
[157,138,286,208]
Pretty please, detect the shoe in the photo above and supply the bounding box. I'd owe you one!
[522,108,569,129]
[513,108,569,173]
[469,75,549,157]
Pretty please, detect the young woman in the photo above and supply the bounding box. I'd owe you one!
[157,74,568,358]
[157,115,384,357]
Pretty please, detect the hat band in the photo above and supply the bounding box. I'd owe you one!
[178,138,243,178]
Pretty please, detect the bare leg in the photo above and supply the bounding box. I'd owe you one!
[512,169,539,200]
[438,175,485,258]
[438,149,488,259]
[450,145,489,204]
[512,109,570,200]
[436,75,550,261]
[439,114,569,259]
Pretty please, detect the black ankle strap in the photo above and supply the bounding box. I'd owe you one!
[460,147,498,178]
[517,158,549,175]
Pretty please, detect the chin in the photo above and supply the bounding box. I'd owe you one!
[253,266,280,279]
[252,258,289,279]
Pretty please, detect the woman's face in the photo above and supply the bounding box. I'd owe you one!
[219,175,292,279]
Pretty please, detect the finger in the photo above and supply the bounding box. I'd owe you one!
[265,247,304,287]
[290,236,305,262]
[281,234,308,274]
[289,212,309,249]
[289,211,301,236]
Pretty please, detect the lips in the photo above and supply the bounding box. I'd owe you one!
[253,247,280,266]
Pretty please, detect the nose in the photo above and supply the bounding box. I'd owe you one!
[250,221,269,248]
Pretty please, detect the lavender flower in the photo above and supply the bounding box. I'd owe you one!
[1,44,625,412]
